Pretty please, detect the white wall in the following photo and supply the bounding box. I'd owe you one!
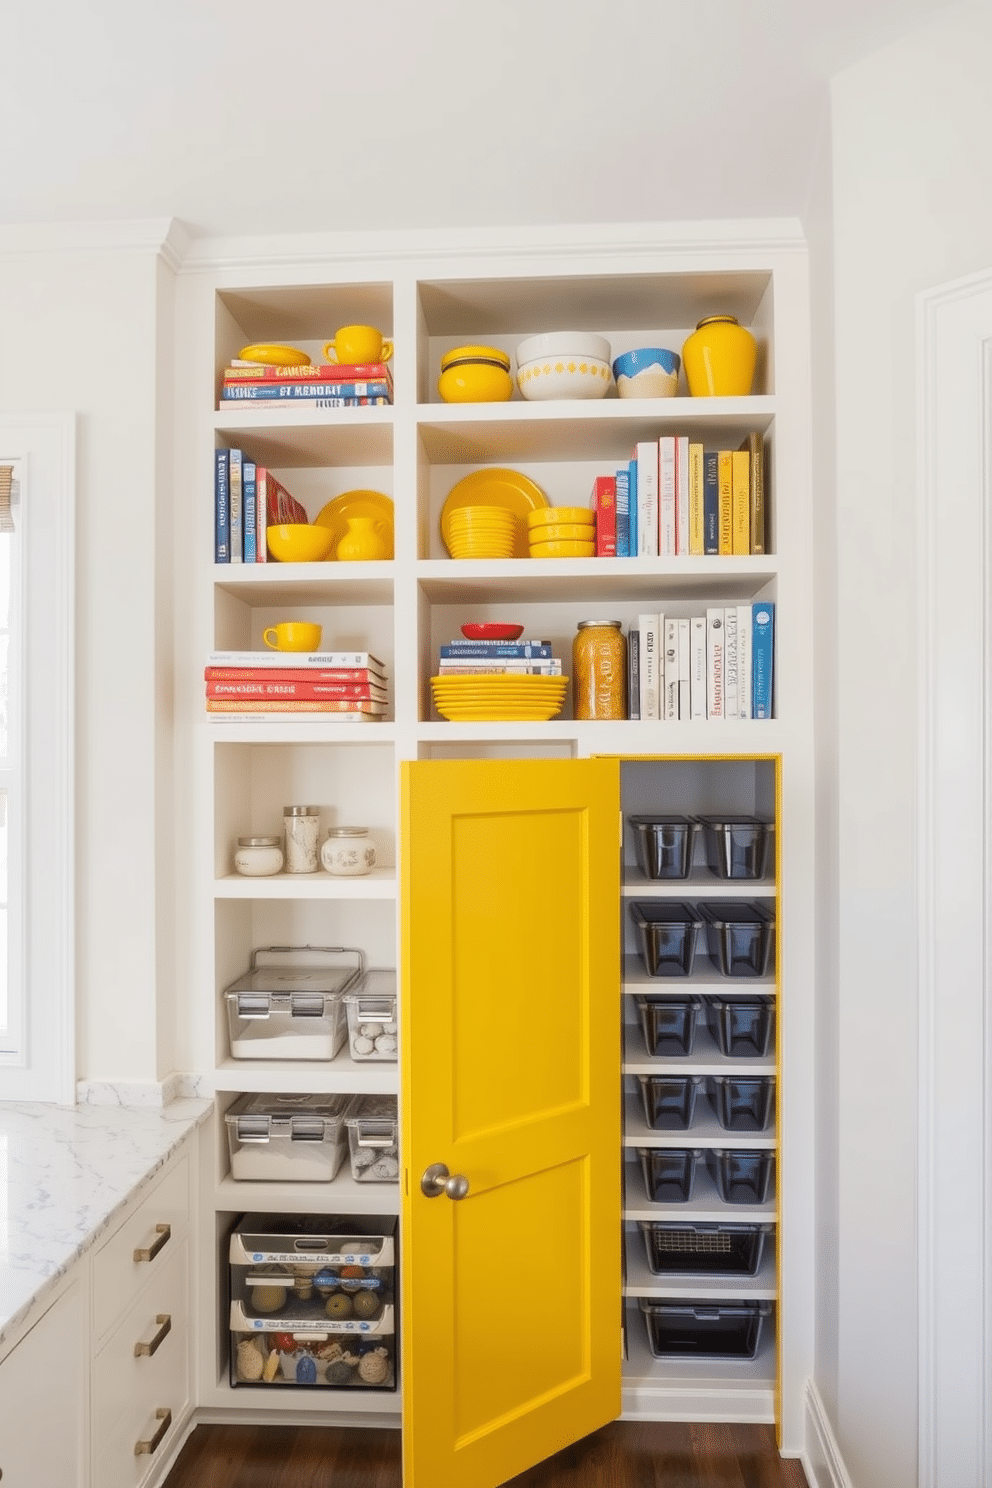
[829,4,992,1484]
[0,228,175,1091]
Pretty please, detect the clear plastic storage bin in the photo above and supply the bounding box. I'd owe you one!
[636,1146,702,1203]
[343,969,398,1061]
[639,1297,771,1358]
[346,1095,399,1182]
[638,1220,772,1276]
[636,996,702,1056]
[225,1092,356,1182]
[629,815,697,879]
[704,996,775,1057]
[637,1074,702,1131]
[706,1075,776,1132]
[228,1213,397,1391]
[630,901,703,978]
[699,901,775,977]
[693,815,774,880]
[705,1147,775,1205]
[224,946,364,1061]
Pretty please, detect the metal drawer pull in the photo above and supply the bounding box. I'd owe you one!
[134,1313,172,1357]
[421,1162,469,1200]
[134,1223,171,1263]
[134,1407,172,1456]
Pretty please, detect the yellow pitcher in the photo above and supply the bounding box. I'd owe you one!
[336,516,390,562]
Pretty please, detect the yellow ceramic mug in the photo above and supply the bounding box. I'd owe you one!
[262,621,323,653]
[323,325,393,365]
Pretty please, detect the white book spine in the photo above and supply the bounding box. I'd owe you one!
[636,442,659,557]
[663,617,679,720]
[736,603,753,719]
[690,615,708,719]
[706,607,725,720]
[637,613,661,720]
[677,617,691,720]
[658,436,676,557]
[723,606,739,721]
[675,436,690,556]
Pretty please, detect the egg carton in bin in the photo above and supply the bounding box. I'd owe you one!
[343,969,398,1061]
[346,1094,399,1182]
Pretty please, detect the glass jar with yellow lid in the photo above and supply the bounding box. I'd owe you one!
[438,345,513,403]
[573,620,627,720]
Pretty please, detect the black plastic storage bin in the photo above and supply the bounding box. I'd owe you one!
[636,996,702,1056]
[706,1148,775,1205]
[707,1075,776,1132]
[638,1220,772,1276]
[630,901,703,978]
[693,815,773,880]
[705,996,775,1057]
[699,900,775,977]
[637,1074,702,1131]
[639,1297,771,1359]
[637,1146,701,1203]
[629,815,697,880]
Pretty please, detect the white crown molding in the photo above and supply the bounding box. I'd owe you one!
[0,216,188,265]
[176,217,807,274]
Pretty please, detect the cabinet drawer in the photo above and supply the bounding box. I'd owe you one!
[92,1239,190,1488]
[92,1153,190,1340]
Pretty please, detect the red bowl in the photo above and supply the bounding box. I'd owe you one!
[461,623,525,641]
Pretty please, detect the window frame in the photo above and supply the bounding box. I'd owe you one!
[0,414,74,1103]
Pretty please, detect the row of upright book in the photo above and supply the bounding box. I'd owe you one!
[591,432,765,558]
[214,451,308,563]
[219,359,393,409]
[630,604,774,721]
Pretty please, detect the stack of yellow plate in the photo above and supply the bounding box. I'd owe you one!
[445,505,519,559]
[431,673,569,722]
[526,506,596,559]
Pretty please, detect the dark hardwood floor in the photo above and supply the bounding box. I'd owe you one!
[163,1420,809,1487]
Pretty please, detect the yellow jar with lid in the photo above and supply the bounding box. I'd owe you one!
[437,345,513,403]
[573,620,627,720]
[681,314,757,397]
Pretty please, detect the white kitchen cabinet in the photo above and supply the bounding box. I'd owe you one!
[0,1277,86,1485]
[173,222,814,1456]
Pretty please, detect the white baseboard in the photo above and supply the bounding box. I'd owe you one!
[804,1381,855,1488]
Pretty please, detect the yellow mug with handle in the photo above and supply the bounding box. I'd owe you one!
[323,325,393,365]
[262,621,323,653]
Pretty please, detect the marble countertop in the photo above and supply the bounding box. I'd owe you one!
[0,1097,212,1353]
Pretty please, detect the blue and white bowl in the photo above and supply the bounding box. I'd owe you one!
[612,347,681,399]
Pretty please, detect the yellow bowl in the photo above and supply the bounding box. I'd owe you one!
[448,539,517,559]
[528,523,598,544]
[529,539,597,559]
[266,523,335,563]
[527,506,595,529]
[448,505,518,525]
[438,346,513,404]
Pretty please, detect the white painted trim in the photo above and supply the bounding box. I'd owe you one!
[0,217,187,265]
[917,270,992,1488]
[803,1381,855,1488]
[177,217,807,273]
[0,414,75,1105]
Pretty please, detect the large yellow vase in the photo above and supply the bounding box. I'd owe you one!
[682,314,757,397]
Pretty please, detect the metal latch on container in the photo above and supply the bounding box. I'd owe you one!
[236,992,272,1019]
[355,998,394,1020]
[234,1116,272,1144]
[355,1121,395,1149]
[289,1118,327,1143]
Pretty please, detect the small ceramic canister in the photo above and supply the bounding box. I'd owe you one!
[321,826,377,877]
[234,836,284,877]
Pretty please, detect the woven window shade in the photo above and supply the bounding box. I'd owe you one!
[0,466,14,533]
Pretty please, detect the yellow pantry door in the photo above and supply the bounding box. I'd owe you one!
[400,757,621,1488]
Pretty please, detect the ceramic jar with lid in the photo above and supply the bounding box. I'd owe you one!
[321,826,377,877]
[283,805,320,873]
[437,345,513,403]
[573,621,627,720]
[234,836,284,877]
[681,314,757,397]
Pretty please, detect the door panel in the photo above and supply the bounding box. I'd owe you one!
[401,757,621,1488]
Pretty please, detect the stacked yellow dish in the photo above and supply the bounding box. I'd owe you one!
[445,505,519,559]
[431,673,570,722]
[527,506,596,559]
